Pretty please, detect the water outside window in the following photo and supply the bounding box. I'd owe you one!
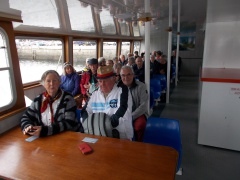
[16,39,63,84]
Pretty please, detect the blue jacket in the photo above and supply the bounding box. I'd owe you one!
[61,73,80,96]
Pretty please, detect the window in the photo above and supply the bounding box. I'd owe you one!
[15,38,63,84]
[121,42,130,56]
[119,22,130,36]
[134,41,141,54]
[100,9,116,35]
[10,0,59,29]
[73,40,97,71]
[103,41,117,60]
[0,28,16,110]
[133,22,140,36]
[67,0,95,32]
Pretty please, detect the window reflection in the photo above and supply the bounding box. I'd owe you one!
[67,0,95,32]
[119,22,130,36]
[133,22,140,36]
[100,9,116,35]
[10,0,59,29]
[134,41,141,54]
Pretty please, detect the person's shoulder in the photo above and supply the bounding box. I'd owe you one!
[135,80,146,87]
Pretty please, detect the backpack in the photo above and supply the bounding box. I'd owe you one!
[82,112,119,138]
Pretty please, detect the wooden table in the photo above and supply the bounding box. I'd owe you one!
[0,128,178,180]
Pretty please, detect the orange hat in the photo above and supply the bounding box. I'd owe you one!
[97,65,115,79]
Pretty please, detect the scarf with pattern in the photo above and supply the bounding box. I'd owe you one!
[41,89,62,123]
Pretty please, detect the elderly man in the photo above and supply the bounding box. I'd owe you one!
[132,56,145,83]
[120,65,150,142]
[83,65,133,140]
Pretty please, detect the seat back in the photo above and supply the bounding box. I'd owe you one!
[150,78,161,99]
[154,74,167,91]
[76,109,82,123]
[143,117,182,172]
[149,89,155,108]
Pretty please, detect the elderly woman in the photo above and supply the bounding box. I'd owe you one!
[60,62,80,96]
[21,70,81,137]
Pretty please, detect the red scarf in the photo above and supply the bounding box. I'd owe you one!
[41,89,62,123]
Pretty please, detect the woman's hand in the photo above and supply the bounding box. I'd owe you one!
[23,126,42,136]
[83,83,90,89]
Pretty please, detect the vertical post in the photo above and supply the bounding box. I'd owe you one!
[175,0,181,86]
[144,0,151,113]
[166,0,173,103]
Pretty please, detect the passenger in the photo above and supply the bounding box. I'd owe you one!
[126,52,133,61]
[80,58,98,97]
[82,58,90,73]
[126,56,135,67]
[106,59,114,67]
[112,56,119,65]
[134,51,139,59]
[60,62,80,96]
[21,70,81,137]
[155,50,162,62]
[82,65,133,140]
[119,54,127,66]
[150,54,160,78]
[132,56,145,83]
[98,57,106,66]
[120,66,149,142]
[113,63,122,83]
[151,50,157,57]
[159,54,168,75]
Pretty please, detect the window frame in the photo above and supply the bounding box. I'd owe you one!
[0,21,25,118]
[0,27,17,111]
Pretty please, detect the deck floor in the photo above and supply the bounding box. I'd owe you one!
[152,76,240,180]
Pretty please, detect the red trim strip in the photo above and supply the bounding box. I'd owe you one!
[97,72,114,78]
[201,68,240,83]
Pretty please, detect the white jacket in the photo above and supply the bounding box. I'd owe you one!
[86,83,133,140]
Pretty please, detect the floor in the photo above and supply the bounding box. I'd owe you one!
[152,76,240,180]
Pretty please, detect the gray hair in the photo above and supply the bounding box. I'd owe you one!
[41,70,61,85]
[120,65,134,74]
[62,62,76,76]
[98,57,106,63]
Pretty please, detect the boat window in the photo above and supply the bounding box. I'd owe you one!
[134,41,141,54]
[67,0,95,32]
[119,22,130,36]
[15,38,63,84]
[100,9,116,35]
[0,29,16,110]
[121,42,130,56]
[73,40,97,72]
[103,42,117,60]
[10,0,59,30]
[133,22,140,37]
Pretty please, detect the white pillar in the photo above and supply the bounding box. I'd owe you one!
[144,0,151,113]
[175,0,181,86]
[166,0,173,103]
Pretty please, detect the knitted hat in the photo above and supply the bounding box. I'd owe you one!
[63,62,72,68]
[97,65,115,79]
[87,58,98,65]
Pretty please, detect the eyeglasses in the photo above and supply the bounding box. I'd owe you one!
[120,73,133,78]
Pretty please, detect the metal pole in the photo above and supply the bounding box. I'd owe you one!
[175,0,181,86]
[166,0,173,103]
[145,0,151,113]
